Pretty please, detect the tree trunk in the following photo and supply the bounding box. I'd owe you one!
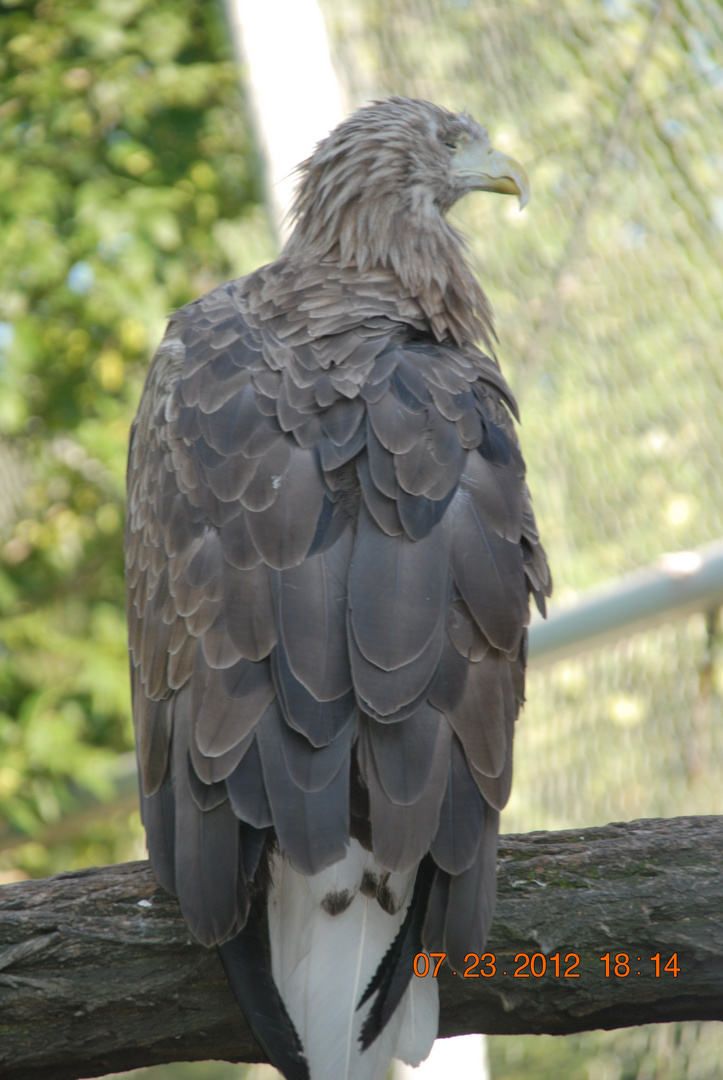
[1,816,721,1080]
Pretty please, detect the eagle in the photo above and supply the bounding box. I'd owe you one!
[126,97,550,1080]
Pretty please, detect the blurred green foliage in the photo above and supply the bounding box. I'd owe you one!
[103,1063,251,1080]
[0,0,275,879]
[488,1021,723,1080]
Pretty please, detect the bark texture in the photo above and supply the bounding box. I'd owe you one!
[1,816,721,1080]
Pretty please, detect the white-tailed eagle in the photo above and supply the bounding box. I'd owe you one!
[126,97,550,1080]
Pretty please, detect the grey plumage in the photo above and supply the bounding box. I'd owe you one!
[126,96,551,1080]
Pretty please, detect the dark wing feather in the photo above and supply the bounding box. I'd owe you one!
[349,618,444,722]
[278,715,353,793]
[320,396,365,444]
[275,526,354,701]
[368,388,426,454]
[396,484,458,542]
[256,699,350,875]
[421,868,450,959]
[365,420,398,499]
[187,759,229,812]
[442,805,500,971]
[245,446,325,568]
[358,711,451,874]
[430,735,485,875]
[347,502,449,721]
[349,338,548,994]
[189,724,255,785]
[132,674,172,796]
[223,562,277,661]
[193,653,274,758]
[272,637,356,746]
[444,649,513,779]
[225,733,273,828]
[468,641,524,811]
[357,454,404,536]
[220,512,263,569]
[171,685,245,946]
[138,764,176,893]
[367,703,448,806]
[348,506,448,673]
[449,459,527,655]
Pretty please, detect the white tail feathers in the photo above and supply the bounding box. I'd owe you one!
[268,842,439,1080]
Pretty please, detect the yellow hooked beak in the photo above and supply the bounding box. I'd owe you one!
[454,143,530,210]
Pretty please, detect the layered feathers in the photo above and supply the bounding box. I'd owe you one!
[126,97,550,1080]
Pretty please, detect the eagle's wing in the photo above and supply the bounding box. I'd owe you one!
[126,277,550,1069]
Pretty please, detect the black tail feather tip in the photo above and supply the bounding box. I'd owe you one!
[356,856,436,1052]
[218,916,310,1080]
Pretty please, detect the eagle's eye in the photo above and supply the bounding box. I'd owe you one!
[444,140,458,152]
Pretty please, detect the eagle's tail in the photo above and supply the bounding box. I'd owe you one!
[268,841,439,1080]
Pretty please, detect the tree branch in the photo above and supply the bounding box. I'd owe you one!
[1,816,722,1080]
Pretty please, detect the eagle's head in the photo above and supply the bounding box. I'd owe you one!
[285,97,530,346]
[287,97,528,248]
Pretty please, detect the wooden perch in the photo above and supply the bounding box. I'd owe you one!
[1,816,722,1080]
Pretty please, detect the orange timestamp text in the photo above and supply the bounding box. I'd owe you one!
[413,951,681,978]
[413,952,581,978]
[600,953,679,977]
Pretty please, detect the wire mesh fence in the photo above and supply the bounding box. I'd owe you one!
[315,0,723,1075]
[512,611,723,835]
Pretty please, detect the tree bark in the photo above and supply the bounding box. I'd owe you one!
[1,816,721,1080]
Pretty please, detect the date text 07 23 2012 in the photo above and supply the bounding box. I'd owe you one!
[412,953,681,979]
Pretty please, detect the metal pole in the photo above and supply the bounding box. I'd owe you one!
[528,541,723,669]
[223,0,345,242]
